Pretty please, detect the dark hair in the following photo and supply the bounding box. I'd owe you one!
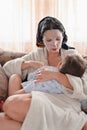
[36,16,74,50]
[60,55,86,77]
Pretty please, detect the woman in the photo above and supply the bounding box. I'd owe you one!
[1,16,87,130]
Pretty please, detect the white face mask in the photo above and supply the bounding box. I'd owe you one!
[43,29,63,53]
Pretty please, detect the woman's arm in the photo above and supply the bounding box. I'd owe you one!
[54,72,73,89]
[3,49,45,79]
[35,69,87,100]
[35,69,73,90]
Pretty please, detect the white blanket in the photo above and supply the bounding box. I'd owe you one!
[21,75,87,130]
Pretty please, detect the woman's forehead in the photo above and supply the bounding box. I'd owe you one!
[43,29,63,38]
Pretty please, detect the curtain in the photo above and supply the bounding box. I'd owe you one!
[57,0,87,55]
[0,0,87,55]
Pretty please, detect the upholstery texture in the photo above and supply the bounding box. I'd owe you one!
[0,64,8,100]
[0,48,26,100]
[0,48,26,66]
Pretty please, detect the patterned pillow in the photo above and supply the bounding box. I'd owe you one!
[0,64,8,100]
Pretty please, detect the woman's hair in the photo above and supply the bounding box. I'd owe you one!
[36,16,69,49]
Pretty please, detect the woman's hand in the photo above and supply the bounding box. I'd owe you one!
[35,68,73,90]
[35,68,57,82]
[22,60,45,70]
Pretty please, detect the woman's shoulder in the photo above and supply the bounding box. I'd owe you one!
[23,47,47,62]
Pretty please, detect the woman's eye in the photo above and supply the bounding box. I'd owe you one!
[47,39,52,42]
[56,39,60,41]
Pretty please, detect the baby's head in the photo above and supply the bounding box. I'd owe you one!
[60,54,86,77]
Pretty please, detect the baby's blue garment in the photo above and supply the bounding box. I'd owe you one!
[22,66,63,94]
[81,99,87,110]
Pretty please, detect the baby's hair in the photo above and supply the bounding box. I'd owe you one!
[60,54,86,77]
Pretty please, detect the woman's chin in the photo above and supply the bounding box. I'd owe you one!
[50,49,59,53]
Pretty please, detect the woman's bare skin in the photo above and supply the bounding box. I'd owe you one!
[3,93,32,122]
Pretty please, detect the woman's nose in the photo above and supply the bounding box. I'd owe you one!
[52,41,57,46]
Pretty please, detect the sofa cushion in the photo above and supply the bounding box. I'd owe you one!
[0,48,26,100]
[82,56,87,81]
[0,48,26,66]
[0,64,8,100]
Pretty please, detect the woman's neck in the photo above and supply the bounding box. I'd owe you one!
[47,51,61,67]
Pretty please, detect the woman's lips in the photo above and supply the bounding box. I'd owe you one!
[51,48,57,51]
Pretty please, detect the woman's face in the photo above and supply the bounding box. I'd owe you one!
[42,29,63,53]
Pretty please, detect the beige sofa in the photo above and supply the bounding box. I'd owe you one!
[0,48,87,101]
[0,48,26,100]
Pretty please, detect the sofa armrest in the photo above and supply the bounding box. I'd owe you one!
[0,48,27,100]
